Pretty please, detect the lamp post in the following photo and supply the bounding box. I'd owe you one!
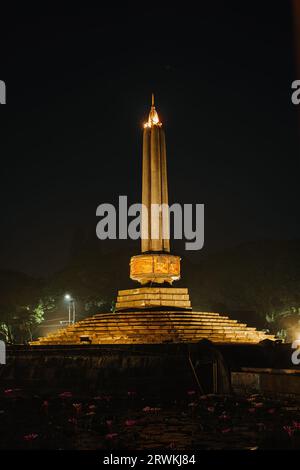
[64,294,76,325]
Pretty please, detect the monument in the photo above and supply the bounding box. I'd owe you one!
[31,98,274,346]
[116,94,191,311]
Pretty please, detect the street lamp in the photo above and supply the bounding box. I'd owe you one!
[64,294,76,325]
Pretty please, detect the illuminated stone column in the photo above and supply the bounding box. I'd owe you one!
[131,96,179,286]
[141,94,170,253]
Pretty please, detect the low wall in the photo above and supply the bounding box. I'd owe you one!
[232,368,300,397]
[2,343,299,398]
[0,344,219,396]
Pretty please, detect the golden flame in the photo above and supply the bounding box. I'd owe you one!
[144,94,162,128]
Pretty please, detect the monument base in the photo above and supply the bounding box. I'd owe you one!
[30,310,275,346]
[115,287,192,311]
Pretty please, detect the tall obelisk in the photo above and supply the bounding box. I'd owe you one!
[141,94,170,253]
[129,96,181,286]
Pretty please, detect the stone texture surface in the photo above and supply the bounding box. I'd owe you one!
[30,310,275,346]
[116,287,191,311]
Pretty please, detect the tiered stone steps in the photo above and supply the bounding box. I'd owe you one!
[116,287,192,311]
[30,310,275,345]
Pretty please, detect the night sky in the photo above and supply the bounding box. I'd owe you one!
[0,4,299,277]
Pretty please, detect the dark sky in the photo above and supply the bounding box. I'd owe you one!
[0,4,299,277]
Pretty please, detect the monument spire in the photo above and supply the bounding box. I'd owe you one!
[142,95,169,252]
[129,97,181,285]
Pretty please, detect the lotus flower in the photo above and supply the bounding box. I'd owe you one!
[142,406,161,412]
[41,400,49,414]
[59,391,72,399]
[188,402,197,408]
[257,422,266,431]
[68,417,77,425]
[219,412,230,420]
[254,402,264,408]
[143,406,151,412]
[221,428,232,433]
[105,433,118,440]
[23,433,38,441]
[125,419,137,427]
[283,425,294,438]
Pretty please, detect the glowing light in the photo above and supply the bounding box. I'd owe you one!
[144,94,162,128]
[64,294,71,301]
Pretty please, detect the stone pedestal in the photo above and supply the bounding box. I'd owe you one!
[115,287,192,311]
[130,253,180,285]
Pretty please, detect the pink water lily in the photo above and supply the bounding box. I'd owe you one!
[142,406,161,413]
[105,433,118,440]
[219,413,230,420]
[254,402,264,408]
[188,402,197,408]
[142,406,151,412]
[127,391,137,397]
[248,408,256,413]
[268,408,276,414]
[125,419,138,426]
[41,400,49,414]
[68,417,77,425]
[207,406,215,413]
[59,391,72,399]
[221,428,232,433]
[106,420,113,427]
[93,394,111,401]
[187,390,196,396]
[257,422,266,431]
[23,433,38,441]
[4,388,22,395]
[88,404,97,410]
[283,425,294,438]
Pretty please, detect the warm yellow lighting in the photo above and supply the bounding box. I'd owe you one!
[144,94,162,128]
